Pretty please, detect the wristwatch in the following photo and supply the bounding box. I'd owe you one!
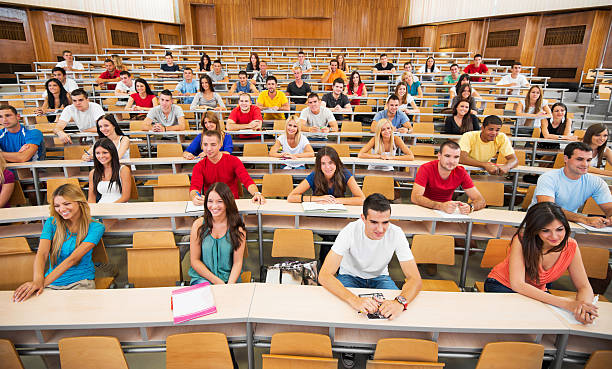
[395,295,408,310]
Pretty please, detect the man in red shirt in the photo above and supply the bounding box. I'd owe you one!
[411,140,486,214]
[226,92,263,131]
[463,54,491,83]
[96,59,121,90]
[189,130,265,205]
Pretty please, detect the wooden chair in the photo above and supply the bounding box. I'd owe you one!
[59,336,129,369]
[8,181,27,206]
[411,235,460,292]
[243,143,269,157]
[129,120,147,138]
[0,243,35,290]
[0,339,25,369]
[549,246,610,299]
[474,239,510,292]
[262,174,293,198]
[273,120,286,131]
[263,332,336,369]
[362,175,394,200]
[157,143,183,157]
[46,177,81,204]
[497,150,526,166]
[520,185,536,210]
[410,145,436,162]
[340,120,363,141]
[153,174,191,202]
[63,145,90,160]
[272,229,315,258]
[553,152,565,169]
[128,231,180,287]
[412,122,434,134]
[166,332,234,369]
[133,231,177,248]
[367,338,444,368]
[326,143,350,157]
[574,129,586,140]
[500,124,513,135]
[418,107,433,122]
[91,239,114,289]
[584,350,612,369]
[472,181,505,207]
[355,105,372,113]
[582,197,605,216]
[129,174,139,200]
[129,143,141,158]
[531,127,541,138]
[475,342,544,369]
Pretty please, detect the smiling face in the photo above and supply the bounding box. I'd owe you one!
[95,146,111,166]
[48,81,60,95]
[387,99,399,115]
[238,94,251,111]
[307,96,320,112]
[159,93,172,110]
[438,145,461,172]
[332,82,343,95]
[481,123,501,142]
[460,88,471,99]
[320,155,337,179]
[201,78,210,91]
[286,119,298,136]
[266,79,277,94]
[474,56,482,66]
[564,149,592,176]
[183,69,193,81]
[511,64,521,74]
[396,84,407,98]
[260,61,267,73]
[426,58,434,68]
[120,74,131,86]
[380,121,393,139]
[362,209,391,240]
[330,61,338,72]
[529,87,541,103]
[250,54,257,65]
[456,101,470,117]
[450,65,459,76]
[213,62,222,74]
[104,61,115,73]
[352,73,360,85]
[239,73,247,85]
[293,68,302,80]
[165,55,173,65]
[135,81,146,94]
[97,118,116,138]
[298,53,305,63]
[54,195,80,222]
[206,190,226,218]
[592,128,609,147]
[380,55,388,65]
[63,52,73,62]
[552,105,565,120]
[538,219,566,249]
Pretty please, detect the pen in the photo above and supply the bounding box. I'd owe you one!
[593,295,599,305]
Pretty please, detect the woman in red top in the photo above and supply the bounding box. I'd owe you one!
[347,71,367,106]
[485,202,598,324]
[126,78,158,111]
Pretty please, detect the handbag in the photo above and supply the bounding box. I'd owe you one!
[264,261,318,285]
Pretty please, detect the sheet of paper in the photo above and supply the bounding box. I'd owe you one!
[171,283,217,324]
[302,202,347,212]
[548,304,584,326]
[433,209,470,219]
[577,223,612,233]
[185,201,204,213]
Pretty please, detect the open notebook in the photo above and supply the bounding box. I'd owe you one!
[302,202,347,212]
[171,282,217,324]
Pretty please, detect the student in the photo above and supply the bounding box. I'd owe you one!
[417,57,440,82]
[207,59,230,91]
[256,76,289,121]
[251,60,272,91]
[114,71,136,96]
[298,93,338,137]
[56,50,84,71]
[198,53,212,72]
[402,62,419,82]
[190,74,227,114]
[189,130,265,205]
[583,123,612,176]
[448,74,482,102]
[87,138,131,203]
[463,54,491,82]
[412,140,486,214]
[0,105,44,162]
[161,52,180,72]
[531,142,612,228]
[373,54,396,81]
[13,183,105,301]
[245,53,260,77]
[539,102,577,151]
[496,62,529,96]
[44,67,78,95]
[55,89,105,143]
[37,78,72,123]
[125,78,158,112]
[82,114,130,161]
[459,115,518,175]
[358,118,414,171]
[371,95,412,133]
[393,82,419,115]
[485,202,598,325]
[110,54,128,72]
[448,83,478,115]
[228,71,259,95]
[183,112,233,159]
[292,50,313,76]
[0,155,15,208]
[321,78,352,121]
[96,59,120,90]
[444,98,480,135]
[269,116,314,169]
[336,53,347,72]
[320,59,347,91]
[516,85,551,128]
[347,71,367,106]
[286,67,311,105]
[174,67,199,104]
[226,92,263,139]
[401,72,423,99]
[143,90,187,132]
[443,63,460,85]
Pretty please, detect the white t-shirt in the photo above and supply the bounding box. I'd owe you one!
[517,99,549,128]
[59,102,105,131]
[277,134,310,168]
[114,80,136,94]
[331,219,414,279]
[56,60,85,70]
[496,74,529,95]
[41,78,79,98]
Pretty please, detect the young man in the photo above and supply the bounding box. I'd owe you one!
[322,78,352,121]
[174,67,199,104]
[95,59,120,90]
[532,142,612,228]
[298,93,338,138]
[56,50,84,71]
[443,63,461,85]
[458,115,518,175]
[252,60,272,91]
[143,90,187,132]
[161,53,180,72]
[373,54,396,81]
[292,50,313,76]
[463,54,491,82]
[228,71,259,95]
[320,59,347,91]
[256,76,289,121]
[286,67,311,105]
[0,105,44,162]
[371,95,411,133]
[412,140,486,214]
[42,67,78,98]
[226,92,263,138]
[114,71,136,96]
[189,130,265,204]
[55,89,105,144]
[496,62,530,96]
[207,60,230,91]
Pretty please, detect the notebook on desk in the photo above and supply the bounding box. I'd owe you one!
[185,201,204,213]
[577,223,612,233]
[302,202,347,213]
[171,282,217,324]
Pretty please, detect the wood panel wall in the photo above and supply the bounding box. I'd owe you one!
[399,25,436,49]
[484,16,541,65]
[93,17,145,50]
[434,21,484,53]
[0,7,36,67]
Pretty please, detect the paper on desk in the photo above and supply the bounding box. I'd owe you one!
[433,209,470,219]
[185,201,204,213]
[577,223,612,233]
[302,202,347,212]
[171,282,217,324]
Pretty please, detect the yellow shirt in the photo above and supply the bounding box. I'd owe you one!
[256,90,289,120]
[321,70,348,90]
[458,130,514,162]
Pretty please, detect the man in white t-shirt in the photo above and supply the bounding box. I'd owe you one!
[42,67,79,98]
[55,50,84,71]
[496,62,529,96]
[55,89,105,144]
[319,193,422,320]
[298,93,338,139]
[114,71,136,96]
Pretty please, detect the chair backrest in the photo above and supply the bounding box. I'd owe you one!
[243,143,269,157]
[133,231,177,248]
[475,342,544,369]
[129,120,147,138]
[497,150,526,166]
[273,120,286,131]
[581,187,611,216]
[270,332,333,357]
[355,105,372,113]
[127,247,181,287]
[262,174,293,198]
[0,252,35,290]
[157,143,183,157]
[419,107,433,122]
[553,153,565,169]
[580,246,610,279]
[480,239,510,268]
[326,143,350,157]
[531,127,541,138]
[574,129,586,140]
[272,229,315,258]
[340,120,362,133]
[584,350,612,369]
[412,123,434,134]
[158,174,190,186]
[166,332,234,369]
[411,235,455,265]
[34,123,56,133]
[91,239,109,264]
[8,181,27,206]
[373,338,438,362]
[500,124,512,135]
[129,174,139,200]
[520,185,536,210]
[129,143,141,158]
[410,145,436,159]
[59,336,129,369]
[154,174,191,201]
[46,178,81,203]
[472,181,505,207]
[0,339,25,369]
[63,145,89,160]
[362,175,394,200]
[0,237,31,255]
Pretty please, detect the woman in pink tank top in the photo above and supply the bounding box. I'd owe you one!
[485,202,598,324]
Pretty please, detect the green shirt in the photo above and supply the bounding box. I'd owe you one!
[188,230,236,284]
[444,75,459,85]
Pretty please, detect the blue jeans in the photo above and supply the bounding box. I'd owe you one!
[337,274,399,290]
[484,278,552,293]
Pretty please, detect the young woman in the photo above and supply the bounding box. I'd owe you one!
[188,182,246,286]
[485,202,598,325]
[269,116,315,169]
[246,53,260,76]
[183,111,233,159]
[583,123,612,176]
[198,53,212,72]
[37,78,71,122]
[444,98,480,135]
[190,74,227,113]
[347,71,367,106]
[448,74,482,102]
[358,118,414,171]
[336,54,347,72]
[125,78,158,112]
[111,54,128,72]
[82,114,130,161]
[417,57,440,82]
[13,183,105,301]
[403,62,419,82]
[539,102,577,150]
[87,138,132,204]
[0,155,15,208]
[393,82,420,115]
[401,72,423,99]
[516,85,551,127]
[449,84,478,115]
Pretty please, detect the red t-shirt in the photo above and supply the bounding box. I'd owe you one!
[99,69,120,90]
[228,106,263,139]
[463,63,489,82]
[414,160,474,202]
[189,153,255,199]
[130,93,155,108]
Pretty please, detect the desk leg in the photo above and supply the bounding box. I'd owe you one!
[32,167,41,205]
[552,333,568,369]
[509,172,519,211]
[257,213,263,280]
[247,322,254,369]
[531,142,537,166]
[146,135,152,158]
[459,222,473,289]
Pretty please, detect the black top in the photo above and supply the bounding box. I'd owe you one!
[443,114,480,134]
[286,81,312,104]
[161,64,180,72]
[322,92,350,121]
[374,62,395,80]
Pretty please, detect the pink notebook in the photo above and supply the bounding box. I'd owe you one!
[171,282,217,324]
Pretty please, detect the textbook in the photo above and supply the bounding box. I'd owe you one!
[171,282,217,324]
[185,201,204,213]
[301,202,347,212]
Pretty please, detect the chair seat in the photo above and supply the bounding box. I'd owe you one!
[95,277,115,289]
[474,281,485,292]
[421,279,461,292]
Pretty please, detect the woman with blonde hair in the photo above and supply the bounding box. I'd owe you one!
[111,54,128,72]
[13,183,105,301]
[269,115,315,169]
[358,118,414,171]
[0,155,15,208]
[183,111,233,159]
[516,85,551,127]
[401,72,423,99]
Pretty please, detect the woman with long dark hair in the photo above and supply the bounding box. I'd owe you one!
[417,56,440,81]
[125,78,158,112]
[444,98,480,134]
[583,123,612,176]
[539,102,577,150]
[82,114,130,161]
[246,53,260,76]
[190,74,226,113]
[448,73,482,102]
[393,82,420,115]
[38,78,72,122]
[87,138,131,203]
[347,71,367,106]
[198,53,212,72]
[516,85,551,127]
[485,202,598,324]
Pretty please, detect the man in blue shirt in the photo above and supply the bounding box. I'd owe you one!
[174,67,199,104]
[532,142,612,228]
[0,104,44,162]
[371,95,412,134]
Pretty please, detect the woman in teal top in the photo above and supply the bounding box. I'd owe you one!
[13,183,105,302]
[189,182,246,285]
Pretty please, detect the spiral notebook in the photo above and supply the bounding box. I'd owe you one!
[171,282,217,324]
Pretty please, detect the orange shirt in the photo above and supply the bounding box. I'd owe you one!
[321,70,347,91]
[488,238,577,291]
